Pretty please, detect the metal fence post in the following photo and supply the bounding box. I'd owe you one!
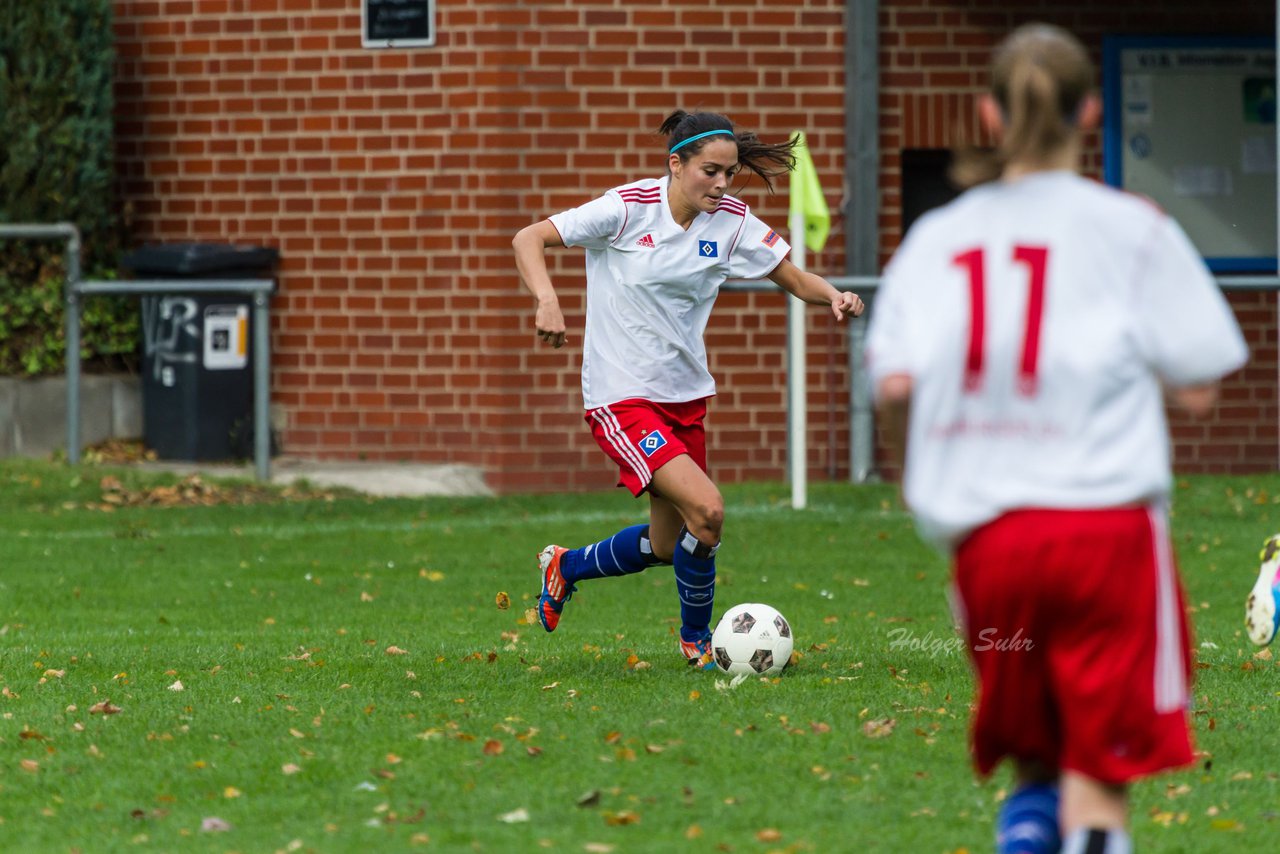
[253,290,271,482]
[65,228,83,465]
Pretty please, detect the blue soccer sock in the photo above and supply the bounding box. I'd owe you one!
[559,524,664,585]
[997,783,1061,854]
[674,526,717,642]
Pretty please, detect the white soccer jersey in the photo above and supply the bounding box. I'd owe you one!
[865,170,1248,551]
[549,176,790,409]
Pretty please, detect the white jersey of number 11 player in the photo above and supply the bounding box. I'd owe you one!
[865,170,1248,550]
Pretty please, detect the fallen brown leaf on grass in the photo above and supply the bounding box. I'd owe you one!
[604,810,640,826]
[495,592,511,610]
[756,828,782,842]
[862,718,897,738]
[89,700,122,715]
[92,472,332,509]
[385,646,409,656]
[483,739,504,756]
[576,789,601,807]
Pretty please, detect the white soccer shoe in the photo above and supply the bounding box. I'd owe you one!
[1245,533,1280,646]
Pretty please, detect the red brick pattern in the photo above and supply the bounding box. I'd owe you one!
[112,0,849,492]
[111,0,1275,491]
[877,0,1277,478]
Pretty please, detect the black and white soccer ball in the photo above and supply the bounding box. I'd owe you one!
[711,603,794,677]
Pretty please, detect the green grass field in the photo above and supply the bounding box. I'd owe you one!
[1,458,1278,853]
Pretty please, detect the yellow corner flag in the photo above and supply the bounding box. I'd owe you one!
[789,131,830,254]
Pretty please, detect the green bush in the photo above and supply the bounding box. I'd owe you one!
[0,0,137,376]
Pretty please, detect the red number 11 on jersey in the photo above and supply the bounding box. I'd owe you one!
[952,245,1049,396]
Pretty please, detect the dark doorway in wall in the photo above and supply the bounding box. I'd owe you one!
[902,148,963,235]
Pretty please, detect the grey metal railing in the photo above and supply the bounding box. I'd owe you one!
[0,223,275,481]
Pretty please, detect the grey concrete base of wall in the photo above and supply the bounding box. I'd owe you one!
[0,374,142,457]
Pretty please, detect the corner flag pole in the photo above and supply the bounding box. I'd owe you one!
[787,209,807,510]
[787,132,831,511]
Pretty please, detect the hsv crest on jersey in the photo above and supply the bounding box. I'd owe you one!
[761,230,780,248]
[698,241,718,258]
[636,233,656,248]
[639,430,668,457]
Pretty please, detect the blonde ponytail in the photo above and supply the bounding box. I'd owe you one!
[951,23,1093,188]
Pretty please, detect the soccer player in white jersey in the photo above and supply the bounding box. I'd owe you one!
[865,24,1247,854]
[512,110,864,668]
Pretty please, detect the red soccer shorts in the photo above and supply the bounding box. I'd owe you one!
[952,506,1195,785]
[585,398,707,497]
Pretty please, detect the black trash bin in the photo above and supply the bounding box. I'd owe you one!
[125,243,279,462]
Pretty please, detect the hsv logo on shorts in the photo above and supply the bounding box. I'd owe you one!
[639,430,668,457]
[698,240,717,258]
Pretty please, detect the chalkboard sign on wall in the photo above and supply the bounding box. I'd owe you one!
[362,0,436,48]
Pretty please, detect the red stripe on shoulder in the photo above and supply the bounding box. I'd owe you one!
[714,198,747,217]
[618,191,661,205]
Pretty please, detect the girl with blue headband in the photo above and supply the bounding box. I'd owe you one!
[512,109,863,669]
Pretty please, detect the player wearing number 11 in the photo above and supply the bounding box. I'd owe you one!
[865,23,1247,854]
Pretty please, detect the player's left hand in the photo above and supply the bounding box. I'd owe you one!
[832,291,865,321]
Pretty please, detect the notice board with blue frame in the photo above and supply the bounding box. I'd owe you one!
[1103,35,1276,273]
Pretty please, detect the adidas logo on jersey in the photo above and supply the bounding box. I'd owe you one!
[636,233,656,248]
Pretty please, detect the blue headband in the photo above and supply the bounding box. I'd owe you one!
[669,128,735,154]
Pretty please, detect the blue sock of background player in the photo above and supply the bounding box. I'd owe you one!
[997,782,1061,854]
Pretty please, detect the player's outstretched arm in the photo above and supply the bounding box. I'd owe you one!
[513,220,568,348]
[766,258,865,321]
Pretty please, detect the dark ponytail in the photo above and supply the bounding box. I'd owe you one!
[659,110,799,193]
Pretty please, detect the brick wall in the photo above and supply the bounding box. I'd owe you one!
[111,0,1275,492]
[111,0,849,493]
[878,0,1277,477]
